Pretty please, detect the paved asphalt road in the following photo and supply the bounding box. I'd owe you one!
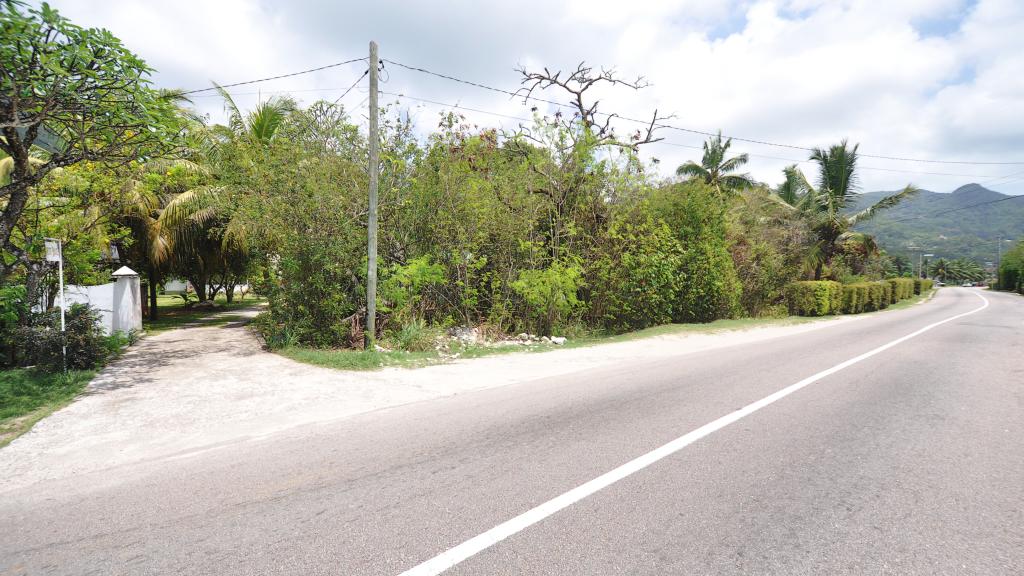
[1,288,1022,575]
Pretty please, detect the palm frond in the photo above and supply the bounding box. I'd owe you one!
[775,164,811,207]
[676,161,709,180]
[213,83,245,136]
[847,184,919,226]
[811,139,860,209]
[719,152,749,173]
[158,186,222,231]
[721,173,755,191]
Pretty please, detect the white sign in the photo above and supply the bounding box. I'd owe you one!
[44,238,61,262]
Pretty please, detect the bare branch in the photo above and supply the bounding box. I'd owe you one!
[513,62,668,150]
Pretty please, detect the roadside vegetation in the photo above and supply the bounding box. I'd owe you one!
[997,239,1024,294]
[2,3,958,391]
[0,369,95,447]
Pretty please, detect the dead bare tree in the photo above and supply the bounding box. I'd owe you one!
[514,62,669,150]
[499,63,670,258]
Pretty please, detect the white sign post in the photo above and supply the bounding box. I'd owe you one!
[44,238,66,373]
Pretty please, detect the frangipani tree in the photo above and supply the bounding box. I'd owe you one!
[1,2,185,297]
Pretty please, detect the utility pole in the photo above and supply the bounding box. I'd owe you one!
[908,245,921,278]
[997,235,1003,269]
[365,40,379,349]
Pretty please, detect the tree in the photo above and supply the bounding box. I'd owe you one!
[676,131,755,194]
[773,141,918,279]
[930,257,984,283]
[155,88,292,301]
[1,2,184,296]
[509,63,667,258]
[998,239,1024,293]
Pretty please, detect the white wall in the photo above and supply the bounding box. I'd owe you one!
[63,275,142,335]
[65,283,115,335]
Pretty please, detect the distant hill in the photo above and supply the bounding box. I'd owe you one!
[845,184,1024,265]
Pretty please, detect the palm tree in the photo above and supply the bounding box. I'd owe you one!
[156,87,293,301]
[931,257,984,283]
[772,140,918,279]
[676,131,755,194]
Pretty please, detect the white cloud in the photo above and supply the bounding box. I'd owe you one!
[39,0,1024,194]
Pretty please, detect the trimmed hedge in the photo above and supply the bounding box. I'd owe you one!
[887,278,915,303]
[784,281,842,316]
[841,283,869,314]
[792,278,928,317]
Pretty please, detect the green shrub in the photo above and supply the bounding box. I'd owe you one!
[380,256,446,324]
[841,283,870,314]
[512,259,585,336]
[590,212,685,332]
[785,281,842,316]
[649,180,741,323]
[393,318,437,352]
[914,278,934,294]
[16,304,111,372]
[887,278,915,302]
[864,282,885,311]
[0,284,28,367]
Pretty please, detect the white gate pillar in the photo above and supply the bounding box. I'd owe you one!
[111,266,143,334]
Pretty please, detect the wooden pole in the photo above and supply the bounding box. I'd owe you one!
[366,41,380,349]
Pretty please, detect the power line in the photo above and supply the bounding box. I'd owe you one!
[188,86,362,98]
[381,91,1010,181]
[887,193,1024,223]
[332,69,369,106]
[383,58,1024,166]
[380,91,533,123]
[181,57,366,95]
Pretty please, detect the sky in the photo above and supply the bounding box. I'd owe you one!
[40,0,1024,195]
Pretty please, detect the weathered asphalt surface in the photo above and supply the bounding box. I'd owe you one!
[1,288,1022,575]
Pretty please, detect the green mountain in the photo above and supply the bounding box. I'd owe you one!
[846,184,1024,265]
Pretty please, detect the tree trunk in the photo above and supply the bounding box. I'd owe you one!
[24,261,47,312]
[147,266,159,321]
[224,279,236,303]
[188,275,208,301]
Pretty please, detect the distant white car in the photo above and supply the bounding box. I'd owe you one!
[962,282,973,287]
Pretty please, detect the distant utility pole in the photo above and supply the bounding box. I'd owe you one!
[366,40,380,349]
[908,245,921,278]
[997,235,1003,269]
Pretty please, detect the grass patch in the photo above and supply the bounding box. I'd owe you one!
[276,294,938,373]
[277,315,828,372]
[0,368,95,447]
[277,346,440,371]
[143,293,264,335]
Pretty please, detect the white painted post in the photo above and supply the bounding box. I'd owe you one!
[44,238,66,372]
[111,266,143,334]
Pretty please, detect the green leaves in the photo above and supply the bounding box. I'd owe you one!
[675,131,754,195]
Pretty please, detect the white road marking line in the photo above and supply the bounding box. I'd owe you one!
[398,292,989,576]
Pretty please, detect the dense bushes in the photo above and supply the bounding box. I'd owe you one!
[15,304,118,371]
[791,277,934,317]
[997,239,1023,294]
[649,182,741,323]
[590,211,685,332]
[785,281,842,316]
